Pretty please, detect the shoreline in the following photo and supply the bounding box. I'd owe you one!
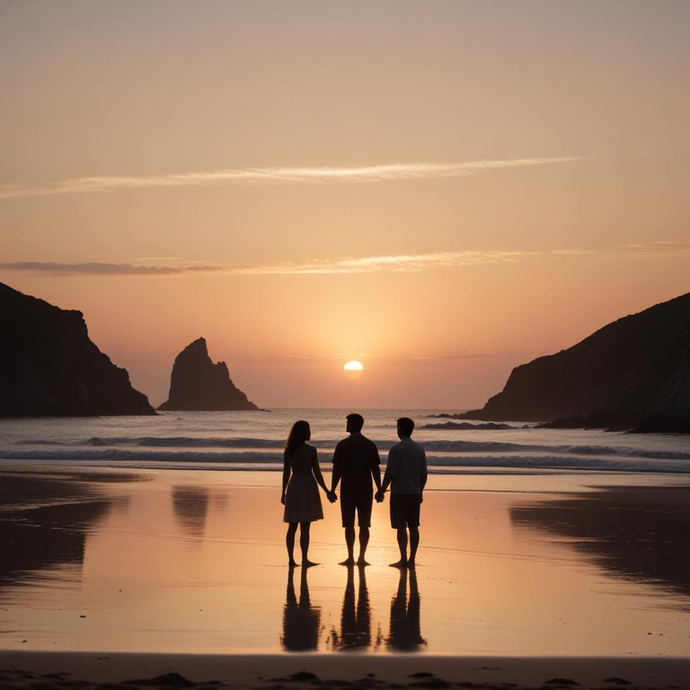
[1,651,690,689]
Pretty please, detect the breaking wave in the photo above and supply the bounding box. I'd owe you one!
[14,437,690,461]
[1,448,688,473]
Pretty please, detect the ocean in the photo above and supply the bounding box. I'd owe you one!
[1,408,688,475]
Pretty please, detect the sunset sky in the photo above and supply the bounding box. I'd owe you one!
[1,1,689,408]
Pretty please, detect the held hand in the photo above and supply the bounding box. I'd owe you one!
[375,490,385,503]
[328,490,338,503]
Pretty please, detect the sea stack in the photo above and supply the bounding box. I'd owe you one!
[158,338,259,411]
[458,292,690,429]
[0,282,156,417]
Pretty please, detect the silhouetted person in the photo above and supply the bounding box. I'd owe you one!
[282,421,336,567]
[330,413,381,566]
[376,417,427,567]
[386,565,426,651]
[331,565,372,651]
[281,566,321,651]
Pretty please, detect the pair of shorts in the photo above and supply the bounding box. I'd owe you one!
[390,493,421,529]
[340,492,373,528]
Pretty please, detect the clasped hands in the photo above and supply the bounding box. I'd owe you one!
[326,490,337,504]
[375,489,386,503]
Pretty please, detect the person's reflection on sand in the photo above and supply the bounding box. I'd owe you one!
[387,566,426,651]
[331,565,372,650]
[171,486,210,539]
[281,566,321,651]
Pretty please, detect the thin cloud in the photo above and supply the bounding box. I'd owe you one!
[0,250,538,277]
[621,240,690,256]
[0,261,223,276]
[1,241,687,278]
[0,157,583,200]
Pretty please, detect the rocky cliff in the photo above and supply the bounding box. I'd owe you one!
[0,282,156,416]
[460,292,690,427]
[158,338,259,411]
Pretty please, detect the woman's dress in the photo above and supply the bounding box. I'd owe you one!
[283,444,324,523]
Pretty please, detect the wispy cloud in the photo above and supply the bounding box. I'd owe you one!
[0,157,583,200]
[621,240,690,256]
[0,250,538,277]
[1,241,687,278]
[0,261,222,276]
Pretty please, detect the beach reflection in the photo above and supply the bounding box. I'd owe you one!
[387,567,426,652]
[0,473,127,594]
[281,567,321,652]
[1,466,689,656]
[172,486,210,539]
[510,486,690,602]
[330,565,373,651]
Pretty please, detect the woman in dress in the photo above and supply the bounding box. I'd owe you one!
[281,420,335,567]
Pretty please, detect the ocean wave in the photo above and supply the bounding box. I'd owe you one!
[1,449,688,474]
[1,449,283,463]
[16,436,287,449]
[422,422,527,430]
[13,437,690,461]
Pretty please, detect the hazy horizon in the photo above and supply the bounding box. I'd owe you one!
[2,0,688,408]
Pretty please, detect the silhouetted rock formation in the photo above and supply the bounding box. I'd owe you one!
[159,338,259,411]
[629,414,690,435]
[459,293,690,428]
[0,282,156,417]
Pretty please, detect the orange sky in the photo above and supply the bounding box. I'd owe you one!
[1,1,689,408]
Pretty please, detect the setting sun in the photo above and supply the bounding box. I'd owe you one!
[343,360,364,380]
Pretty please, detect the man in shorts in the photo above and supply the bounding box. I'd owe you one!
[376,417,427,568]
[331,413,382,566]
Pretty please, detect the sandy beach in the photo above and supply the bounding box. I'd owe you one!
[1,651,690,690]
[1,460,689,689]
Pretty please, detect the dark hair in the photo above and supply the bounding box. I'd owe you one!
[397,417,414,437]
[285,420,310,457]
[346,413,364,432]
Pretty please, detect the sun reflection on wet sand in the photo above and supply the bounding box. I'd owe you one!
[0,465,688,656]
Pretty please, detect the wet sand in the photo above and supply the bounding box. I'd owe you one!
[1,651,690,690]
[510,485,690,600]
[0,463,689,687]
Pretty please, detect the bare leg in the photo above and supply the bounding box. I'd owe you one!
[286,523,299,567]
[390,527,408,568]
[357,526,370,566]
[408,526,420,566]
[340,526,356,565]
[301,522,318,567]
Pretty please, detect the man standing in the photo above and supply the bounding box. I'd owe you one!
[376,417,427,568]
[331,413,382,566]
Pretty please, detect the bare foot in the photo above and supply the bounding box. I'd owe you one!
[356,558,370,567]
[288,560,299,568]
[302,560,319,568]
[389,559,408,568]
[339,557,355,566]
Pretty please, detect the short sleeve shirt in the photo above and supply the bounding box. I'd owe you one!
[332,433,380,497]
[385,437,427,494]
